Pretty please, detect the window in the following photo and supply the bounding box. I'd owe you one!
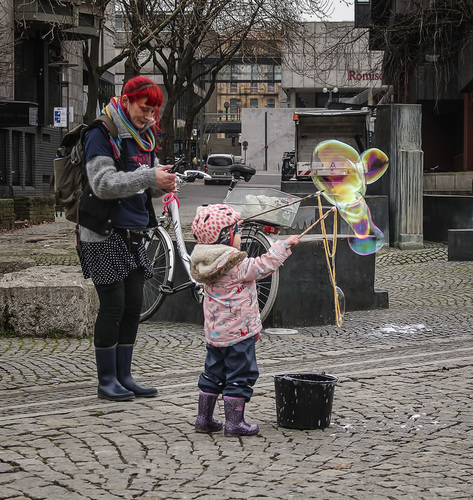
[115,13,131,31]
[268,82,275,93]
[267,98,275,108]
[0,130,7,185]
[250,99,258,108]
[251,82,258,93]
[230,98,241,113]
[25,133,35,186]
[12,131,21,185]
[230,82,238,93]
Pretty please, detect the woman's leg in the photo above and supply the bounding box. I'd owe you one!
[94,280,125,348]
[116,268,157,397]
[93,280,134,401]
[118,268,145,345]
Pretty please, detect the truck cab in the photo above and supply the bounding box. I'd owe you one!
[294,110,371,180]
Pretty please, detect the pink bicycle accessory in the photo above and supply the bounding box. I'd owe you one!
[192,204,241,245]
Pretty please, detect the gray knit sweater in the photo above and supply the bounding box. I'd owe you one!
[79,105,164,242]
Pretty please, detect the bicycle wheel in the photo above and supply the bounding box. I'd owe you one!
[140,227,175,322]
[241,227,279,322]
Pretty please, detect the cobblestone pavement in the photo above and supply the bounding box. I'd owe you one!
[1,220,473,499]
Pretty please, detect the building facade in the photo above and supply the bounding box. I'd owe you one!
[355,0,473,174]
[240,21,388,171]
[202,55,282,157]
[0,0,100,197]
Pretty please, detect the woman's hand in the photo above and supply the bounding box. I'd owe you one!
[156,166,177,193]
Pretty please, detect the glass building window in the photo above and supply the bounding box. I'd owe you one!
[267,98,275,108]
[250,99,258,108]
[251,82,258,93]
[230,98,241,113]
[12,131,21,186]
[0,130,7,185]
[25,133,34,186]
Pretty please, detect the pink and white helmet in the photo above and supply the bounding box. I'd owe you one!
[192,204,241,245]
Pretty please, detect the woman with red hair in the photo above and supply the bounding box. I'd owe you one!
[78,76,176,401]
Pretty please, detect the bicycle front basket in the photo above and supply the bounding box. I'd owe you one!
[224,187,302,227]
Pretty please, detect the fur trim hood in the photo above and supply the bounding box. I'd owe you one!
[190,244,247,285]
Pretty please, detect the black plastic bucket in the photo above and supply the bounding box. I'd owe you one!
[274,373,338,430]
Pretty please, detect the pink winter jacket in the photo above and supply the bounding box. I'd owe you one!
[190,240,292,347]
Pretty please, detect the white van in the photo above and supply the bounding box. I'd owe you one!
[205,153,235,184]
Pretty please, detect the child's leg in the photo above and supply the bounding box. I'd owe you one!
[222,336,259,401]
[195,344,225,433]
[222,336,260,436]
[198,344,226,395]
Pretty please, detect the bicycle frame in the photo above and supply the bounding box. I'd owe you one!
[141,161,280,322]
[160,191,201,295]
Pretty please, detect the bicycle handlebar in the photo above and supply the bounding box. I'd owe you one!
[168,156,187,174]
[176,169,212,183]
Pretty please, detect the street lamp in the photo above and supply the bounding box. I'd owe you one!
[323,86,338,109]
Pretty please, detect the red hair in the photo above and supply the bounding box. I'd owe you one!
[121,76,163,109]
[121,76,163,152]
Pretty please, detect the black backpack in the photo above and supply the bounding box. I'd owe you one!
[53,115,118,223]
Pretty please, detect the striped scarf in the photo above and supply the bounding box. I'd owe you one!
[102,97,155,158]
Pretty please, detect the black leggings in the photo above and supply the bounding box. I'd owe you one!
[93,268,145,348]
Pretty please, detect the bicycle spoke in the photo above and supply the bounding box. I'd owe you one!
[140,229,174,322]
[241,227,279,322]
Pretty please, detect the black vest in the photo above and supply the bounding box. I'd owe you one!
[79,129,158,236]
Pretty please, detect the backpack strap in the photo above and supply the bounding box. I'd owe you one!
[95,114,118,140]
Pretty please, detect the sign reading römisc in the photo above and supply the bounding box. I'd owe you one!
[348,70,382,81]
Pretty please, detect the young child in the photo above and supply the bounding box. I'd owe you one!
[190,204,300,436]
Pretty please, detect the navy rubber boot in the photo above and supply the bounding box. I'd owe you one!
[116,344,157,397]
[195,391,223,433]
[95,346,135,401]
[223,396,259,436]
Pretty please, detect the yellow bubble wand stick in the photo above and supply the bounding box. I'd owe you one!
[289,193,342,326]
[316,193,343,327]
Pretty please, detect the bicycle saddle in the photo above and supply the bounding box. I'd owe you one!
[228,164,256,182]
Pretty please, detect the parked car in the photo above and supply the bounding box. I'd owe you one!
[204,153,235,184]
[281,150,296,181]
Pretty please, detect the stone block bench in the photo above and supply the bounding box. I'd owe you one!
[0,266,98,337]
[448,229,473,261]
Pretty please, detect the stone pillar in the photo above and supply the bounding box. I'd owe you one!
[374,104,424,249]
[463,93,473,172]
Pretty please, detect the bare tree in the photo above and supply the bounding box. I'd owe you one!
[124,0,336,159]
[82,0,191,124]
[366,0,473,103]
[0,0,19,99]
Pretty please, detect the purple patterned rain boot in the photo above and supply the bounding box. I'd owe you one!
[195,391,223,433]
[223,396,259,436]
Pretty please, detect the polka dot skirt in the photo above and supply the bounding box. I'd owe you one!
[79,232,153,285]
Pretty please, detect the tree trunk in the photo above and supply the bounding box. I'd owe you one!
[160,104,175,162]
[83,38,101,124]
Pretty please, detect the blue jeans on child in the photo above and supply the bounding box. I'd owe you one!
[198,336,259,401]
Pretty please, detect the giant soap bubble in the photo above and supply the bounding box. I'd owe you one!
[311,140,389,255]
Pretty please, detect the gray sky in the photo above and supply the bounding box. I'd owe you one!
[327,0,354,21]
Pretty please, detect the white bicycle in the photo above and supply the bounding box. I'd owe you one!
[140,159,285,323]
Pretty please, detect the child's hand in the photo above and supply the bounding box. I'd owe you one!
[285,235,301,247]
